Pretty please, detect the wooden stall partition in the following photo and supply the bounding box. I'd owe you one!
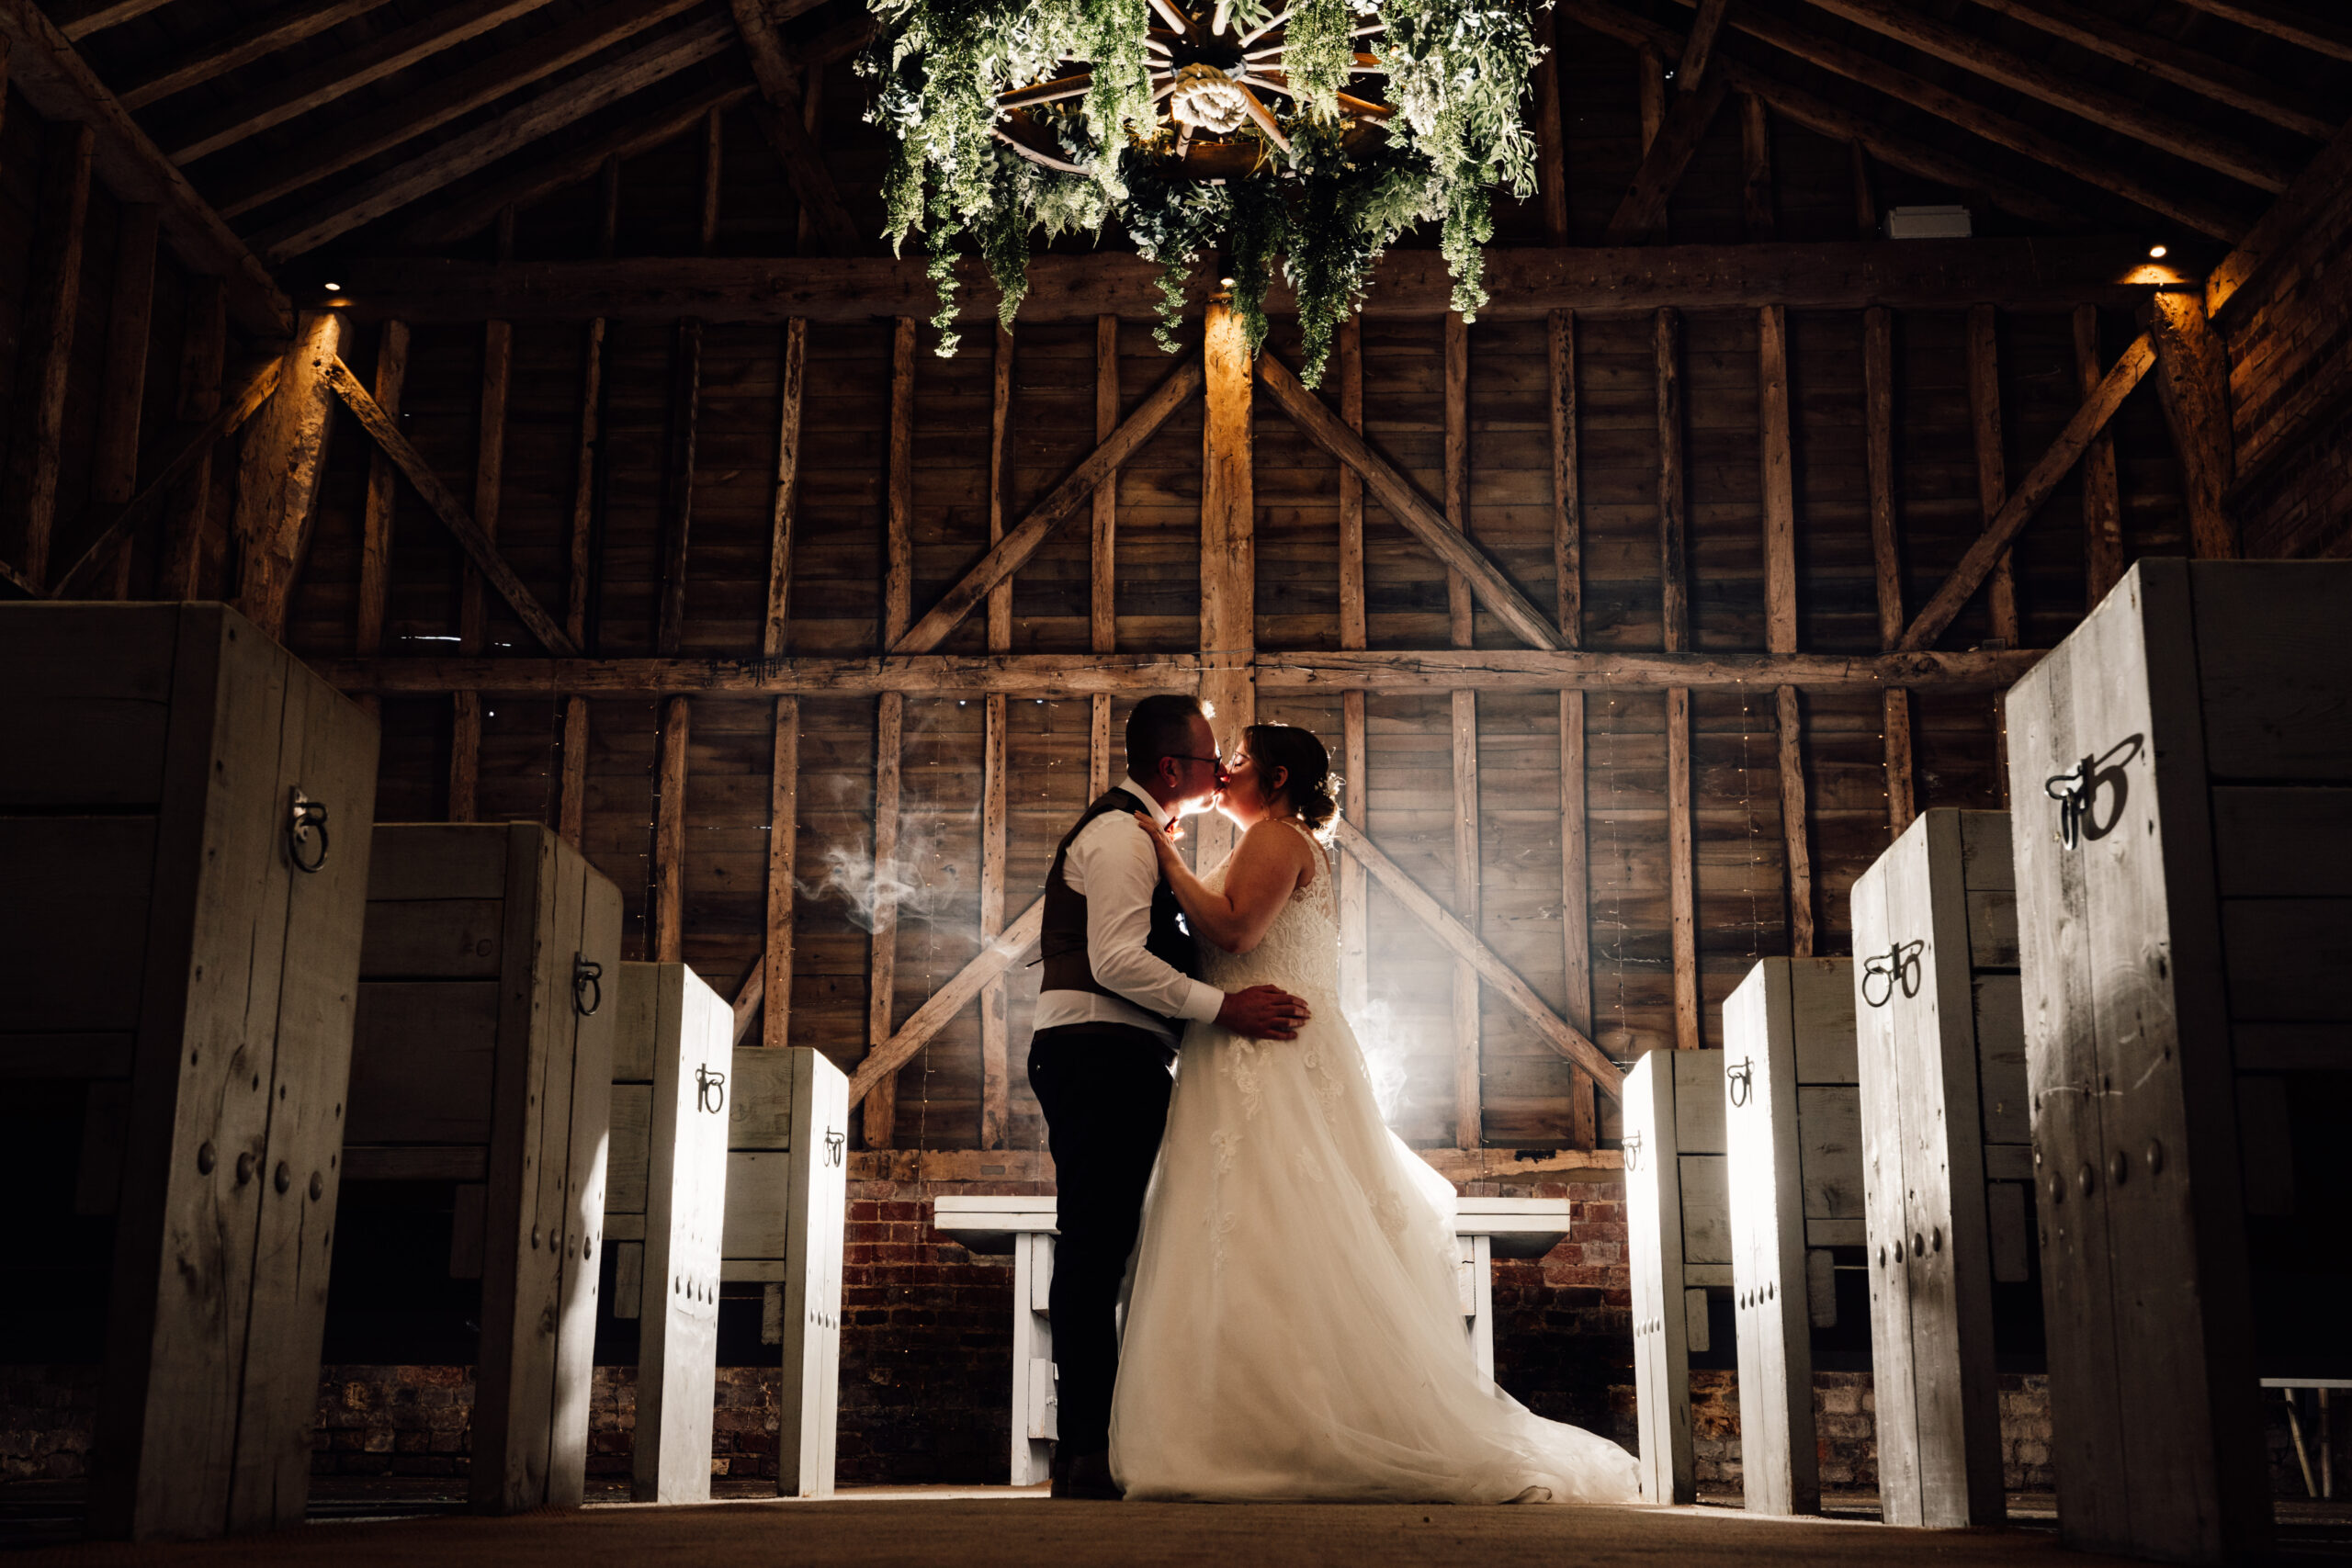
[344,823,621,1515]
[0,603,378,1541]
[1722,958,1859,1517]
[2008,559,2352,1563]
[1850,809,2030,1528]
[605,963,732,1504]
[1623,1046,1727,1505]
[724,1045,851,1497]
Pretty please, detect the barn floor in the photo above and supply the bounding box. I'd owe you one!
[13,1489,2352,1565]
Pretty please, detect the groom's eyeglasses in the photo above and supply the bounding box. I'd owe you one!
[1169,753,1226,776]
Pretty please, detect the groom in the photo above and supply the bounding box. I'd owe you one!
[1028,694,1311,1500]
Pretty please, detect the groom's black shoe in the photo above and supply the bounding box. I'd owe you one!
[1049,1449,1123,1500]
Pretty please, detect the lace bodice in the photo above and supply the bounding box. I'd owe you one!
[1195,821,1340,1002]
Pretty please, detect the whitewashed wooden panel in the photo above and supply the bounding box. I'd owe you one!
[605,1087,651,1216]
[1624,1048,1706,1505]
[1679,1155,1732,1265]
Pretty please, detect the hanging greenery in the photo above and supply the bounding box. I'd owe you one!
[863,0,1543,382]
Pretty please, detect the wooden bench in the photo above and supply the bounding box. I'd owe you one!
[340,823,620,1514]
[1623,1047,1729,1505]
[0,603,378,1540]
[603,963,732,1503]
[2007,559,2352,1563]
[1850,808,2035,1528]
[1722,957,1861,1517]
[720,1045,850,1497]
[932,1194,1574,1486]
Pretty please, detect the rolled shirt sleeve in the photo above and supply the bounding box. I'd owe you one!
[1067,813,1225,1025]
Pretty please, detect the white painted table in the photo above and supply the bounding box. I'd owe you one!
[933,1193,1573,1484]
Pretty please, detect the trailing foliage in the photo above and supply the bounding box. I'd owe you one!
[863,0,1543,380]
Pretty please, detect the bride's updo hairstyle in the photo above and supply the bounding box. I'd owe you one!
[1243,724,1340,838]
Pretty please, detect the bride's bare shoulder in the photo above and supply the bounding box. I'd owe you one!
[1238,817,1317,880]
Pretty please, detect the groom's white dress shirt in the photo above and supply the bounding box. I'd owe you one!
[1032,775,1225,1045]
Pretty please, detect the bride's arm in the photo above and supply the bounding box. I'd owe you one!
[1136,817,1306,954]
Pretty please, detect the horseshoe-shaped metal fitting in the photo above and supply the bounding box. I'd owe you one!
[1726,1056,1754,1109]
[695,1063,728,1114]
[1861,939,1926,1009]
[823,1128,846,1168]
[573,956,604,1016]
[2043,733,2144,851]
[1622,1130,1643,1172]
[288,789,330,874]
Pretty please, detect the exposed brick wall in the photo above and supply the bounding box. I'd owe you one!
[1665,1369,2056,1495]
[2235,394,2352,560]
[0,1366,97,1482]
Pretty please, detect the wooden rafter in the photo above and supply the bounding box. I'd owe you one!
[1333,820,1623,1101]
[215,0,705,218]
[0,0,289,336]
[315,645,2050,698]
[251,12,735,258]
[1602,68,1730,243]
[728,0,861,254]
[2171,0,2352,64]
[1658,0,2254,240]
[163,0,560,165]
[323,356,582,656]
[1258,348,1562,651]
[893,358,1205,654]
[1899,333,2156,651]
[334,235,2177,323]
[118,0,400,111]
[1800,0,2291,194]
[52,0,172,39]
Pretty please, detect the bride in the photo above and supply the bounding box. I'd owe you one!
[1107,722,1639,1505]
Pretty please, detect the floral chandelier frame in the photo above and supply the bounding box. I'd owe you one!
[864,0,1545,384]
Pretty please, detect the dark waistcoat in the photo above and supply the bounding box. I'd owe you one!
[1037,787,1201,1030]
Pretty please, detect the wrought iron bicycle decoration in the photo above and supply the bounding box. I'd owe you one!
[2042,733,2144,851]
[288,788,330,874]
[1860,938,1927,1009]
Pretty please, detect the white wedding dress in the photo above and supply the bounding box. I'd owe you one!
[1108,822,1640,1504]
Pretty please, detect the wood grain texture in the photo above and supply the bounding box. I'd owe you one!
[1965,305,2018,646]
[1604,71,1729,244]
[657,318,702,658]
[1531,4,1569,243]
[568,319,605,649]
[654,696,690,963]
[761,698,799,1050]
[1758,306,1797,657]
[2074,306,2125,604]
[1776,686,1815,958]
[449,692,481,823]
[118,0,397,109]
[863,691,903,1147]
[91,205,160,513]
[157,276,227,599]
[1969,0,2334,139]
[1656,309,1688,654]
[6,123,92,587]
[1091,315,1121,656]
[233,312,344,642]
[1740,94,1774,241]
[1668,688,1697,1051]
[558,696,588,849]
[356,322,411,659]
[2145,292,2239,562]
[979,694,1009,1148]
[989,323,1016,653]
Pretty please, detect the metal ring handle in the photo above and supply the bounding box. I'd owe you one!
[1861,939,1926,1008]
[572,956,603,1017]
[288,791,330,874]
[823,1128,846,1168]
[696,1064,728,1114]
[1726,1056,1754,1109]
[1622,1131,1642,1172]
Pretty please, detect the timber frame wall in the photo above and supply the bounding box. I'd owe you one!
[6,5,2350,1160]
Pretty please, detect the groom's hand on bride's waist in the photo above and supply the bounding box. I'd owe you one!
[1217,984,1311,1041]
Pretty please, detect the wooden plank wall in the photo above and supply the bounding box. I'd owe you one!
[1,21,2202,1156]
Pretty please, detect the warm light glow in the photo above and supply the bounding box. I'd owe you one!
[1219,276,1238,288]
[1201,700,1217,719]
[2148,244,2168,259]
[323,281,343,291]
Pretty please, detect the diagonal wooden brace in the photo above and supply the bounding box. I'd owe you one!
[845,897,1044,1110]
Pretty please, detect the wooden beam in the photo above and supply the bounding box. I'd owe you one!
[1531,2,1569,243]
[1602,69,1729,244]
[1965,0,2335,141]
[163,0,560,164]
[1653,0,2255,240]
[1759,304,1812,954]
[232,311,344,641]
[1090,314,1119,795]
[219,0,705,219]
[2207,115,2352,321]
[764,319,807,660]
[1675,0,1732,85]
[989,323,1016,653]
[568,319,605,648]
[758,696,800,1047]
[1863,307,1914,835]
[356,321,410,659]
[1443,310,1480,1151]
[1337,313,1370,1015]
[402,83,755,248]
[463,321,514,656]
[1667,688,1698,1051]
[2168,0,2352,66]
[52,0,172,39]
[887,319,916,650]
[49,355,281,599]
[1563,0,2086,233]
[2073,306,2125,606]
[2145,292,2239,561]
[0,0,288,336]
[5,123,92,590]
[1637,48,1665,153]
[729,0,860,257]
[447,690,480,820]
[557,696,588,848]
[1198,299,1257,864]
[980,319,1013,1147]
[1776,684,1815,957]
[1965,305,2018,646]
[1549,307,1594,1146]
[157,276,226,599]
[894,358,1204,654]
[654,695,690,962]
[251,14,736,260]
[845,900,1045,1111]
[319,645,2052,700]
[1798,0,2291,195]
[1332,820,1623,1100]
[1259,349,1562,651]
[1656,309,1688,653]
[1849,141,1876,238]
[119,0,397,110]
[1739,94,1774,242]
[337,237,2178,325]
[324,355,582,656]
[656,319,702,656]
[1900,333,2155,651]
[865,320,916,1147]
[91,205,159,514]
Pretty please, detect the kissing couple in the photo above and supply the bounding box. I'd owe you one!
[1025,694,1638,1504]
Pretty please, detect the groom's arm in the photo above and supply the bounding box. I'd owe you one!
[1066,815,1224,1025]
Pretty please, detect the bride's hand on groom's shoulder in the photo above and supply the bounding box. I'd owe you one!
[1133,810,1182,861]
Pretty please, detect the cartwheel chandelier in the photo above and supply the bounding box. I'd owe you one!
[863,0,1544,382]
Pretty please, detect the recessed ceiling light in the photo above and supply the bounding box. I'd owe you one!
[323,281,342,291]
[2147,244,2167,259]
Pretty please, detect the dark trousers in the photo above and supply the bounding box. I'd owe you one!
[1026,1022,1176,1457]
